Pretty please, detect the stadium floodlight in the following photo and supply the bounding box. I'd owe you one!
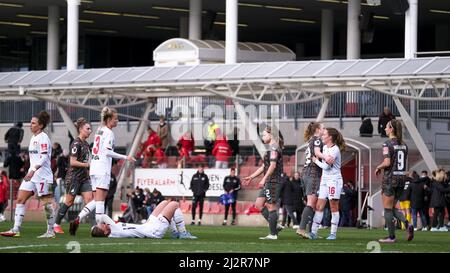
[366,0,381,6]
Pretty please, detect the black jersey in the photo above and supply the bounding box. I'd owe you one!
[263,144,283,183]
[382,138,408,178]
[302,136,323,178]
[66,137,90,184]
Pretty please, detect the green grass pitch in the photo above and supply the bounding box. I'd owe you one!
[0,222,449,253]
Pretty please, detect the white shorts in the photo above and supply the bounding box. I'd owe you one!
[318,175,343,200]
[90,175,111,191]
[19,179,53,197]
[144,214,170,239]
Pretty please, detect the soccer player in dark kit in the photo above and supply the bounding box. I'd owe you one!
[242,125,284,240]
[375,119,414,243]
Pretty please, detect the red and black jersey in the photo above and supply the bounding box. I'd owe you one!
[263,144,283,184]
[302,136,323,178]
[66,137,90,184]
[382,138,408,178]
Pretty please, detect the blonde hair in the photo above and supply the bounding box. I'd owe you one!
[433,169,445,182]
[101,107,117,125]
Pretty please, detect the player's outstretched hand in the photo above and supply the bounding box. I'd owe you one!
[127,155,136,163]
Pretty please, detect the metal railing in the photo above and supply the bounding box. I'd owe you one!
[1,90,449,123]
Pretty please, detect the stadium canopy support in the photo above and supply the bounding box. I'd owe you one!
[116,101,156,195]
[56,104,78,138]
[363,83,439,171]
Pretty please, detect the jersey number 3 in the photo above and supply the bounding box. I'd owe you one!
[92,135,101,155]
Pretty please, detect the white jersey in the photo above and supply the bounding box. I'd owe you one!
[316,144,343,200]
[90,126,115,176]
[101,215,168,239]
[28,132,53,183]
[314,144,342,177]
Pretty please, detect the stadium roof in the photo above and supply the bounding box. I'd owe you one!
[0,57,449,104]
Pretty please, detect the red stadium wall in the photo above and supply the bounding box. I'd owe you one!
[341,158,357,184]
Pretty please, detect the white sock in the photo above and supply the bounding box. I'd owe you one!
[169,217,177,233]
[44,203,55,232]
[311,211,324,235]
[95,201,105,224]
[13,204,26,231]
[79,200,96,220]
[173,208,186,233]
[331,212,340,235]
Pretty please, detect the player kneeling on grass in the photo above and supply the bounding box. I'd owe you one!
[91,200,197,239]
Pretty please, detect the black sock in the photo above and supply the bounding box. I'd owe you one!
[55,203,71,225]
[393,208,408,226]
[268,210,278,236]
[299,206,314,230]
[385,208,395,239]
[261,207,269,222]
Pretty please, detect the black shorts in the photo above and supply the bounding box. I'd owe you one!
[302,175,320,196]
[66,181,92,196]
[258,182,280,204]
[382,175,405,200]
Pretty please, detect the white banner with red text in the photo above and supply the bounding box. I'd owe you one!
[134,168,231,197]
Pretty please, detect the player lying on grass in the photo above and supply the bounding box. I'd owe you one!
[90,200,197,239]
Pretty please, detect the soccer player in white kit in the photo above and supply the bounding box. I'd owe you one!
[80,107,135,231]
[1,111,56,238]
[309,127,346,240]
[90,200,197,239]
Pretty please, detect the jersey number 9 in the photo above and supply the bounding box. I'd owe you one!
[397,151,405,171]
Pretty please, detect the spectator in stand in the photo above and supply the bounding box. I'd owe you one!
[339,180,356,227]
[222,168,241,226]
[212,134,232,169]
[430,169,450,232]
[157,116,169,151]
[153,147,168,168]
[378,107,395,137]
[3,152,24,200]
[291,171,305,229]
[228,128,240,165]
[54,149,69,208]
[189,164,210,226]
[205,119,219,167]
[445,171,450,227]
[4,122,24,157]
[142,126,161,168]
[178,131,195,156]
[145,188,165,216]
[0,171,9,222]
[359,115,373,137]
[420,170,432,229]
[280,172,297,229]
[51,142,63,175]
[406,171,429,231]
[132,187,146,223]
[176,142,190,168]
